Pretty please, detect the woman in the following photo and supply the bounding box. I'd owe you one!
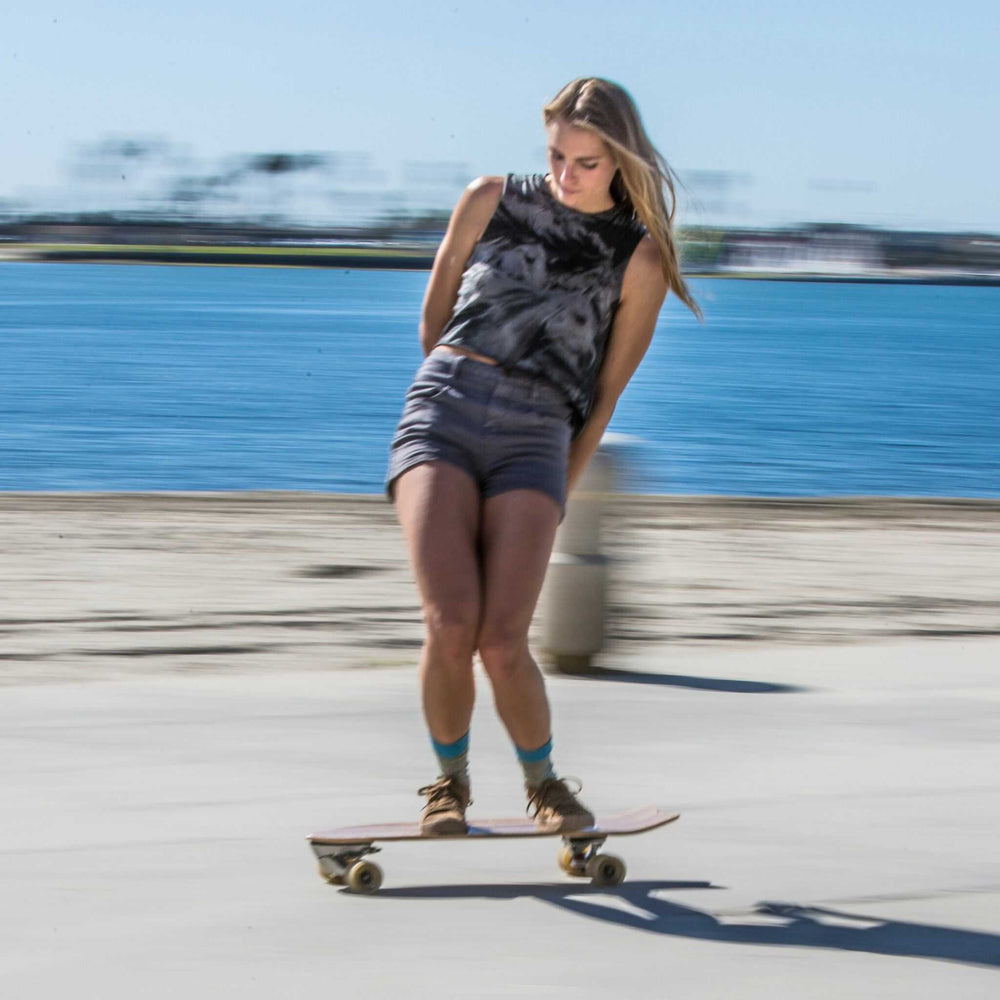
[385,77,700,835]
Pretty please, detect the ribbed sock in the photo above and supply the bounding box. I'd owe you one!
[431,731,470,786]
[516,737,556,789]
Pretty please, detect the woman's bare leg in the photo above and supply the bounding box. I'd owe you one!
[392,461,481,745]
[477,488,595,830]
[475,489,561,750]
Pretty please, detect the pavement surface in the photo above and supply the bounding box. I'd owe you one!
[3,637,998,997]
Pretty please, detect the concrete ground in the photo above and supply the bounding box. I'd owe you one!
[3,637,998,998]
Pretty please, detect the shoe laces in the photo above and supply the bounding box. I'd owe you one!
[526,776,583,818]
[418,776,471,809]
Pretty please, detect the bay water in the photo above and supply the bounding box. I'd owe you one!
[2,262,997,496]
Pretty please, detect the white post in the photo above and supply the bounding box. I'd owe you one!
[540,444,615,674]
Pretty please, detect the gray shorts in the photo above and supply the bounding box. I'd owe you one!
[386,350,574,513]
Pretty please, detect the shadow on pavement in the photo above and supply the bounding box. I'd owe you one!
[366,881,999,968]
[370,879,719,901]
[575,668,806,693]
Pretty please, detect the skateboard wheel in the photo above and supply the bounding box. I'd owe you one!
[585,853,626,887]
[346,860,383,894]
[557,845,588,877]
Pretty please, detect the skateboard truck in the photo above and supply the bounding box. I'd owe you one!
[558,835,627,886]
[314,843,383,893]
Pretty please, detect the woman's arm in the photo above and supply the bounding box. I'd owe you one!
[566,236,668,493]
[419,176,504,355]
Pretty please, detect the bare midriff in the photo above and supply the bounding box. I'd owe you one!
[431,344,500,366]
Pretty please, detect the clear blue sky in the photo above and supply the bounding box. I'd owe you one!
[4,0,998,230]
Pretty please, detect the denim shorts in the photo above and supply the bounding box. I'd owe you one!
[386,349,574,513]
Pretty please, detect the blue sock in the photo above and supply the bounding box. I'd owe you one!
[431,731,470,786]
[516,737,556,788]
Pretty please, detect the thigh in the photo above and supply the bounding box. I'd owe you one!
[477,489,561,645]
[393,461,483,626]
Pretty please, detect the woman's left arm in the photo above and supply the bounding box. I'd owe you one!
[566,237,668,493]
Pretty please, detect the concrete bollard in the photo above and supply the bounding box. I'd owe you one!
[540,444,616,675]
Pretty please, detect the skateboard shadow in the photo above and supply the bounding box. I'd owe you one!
[368,882,999,969]
[370,879,719,902]
[576,667,805,694]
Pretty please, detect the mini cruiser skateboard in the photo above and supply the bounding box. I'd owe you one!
[308,805,679,894]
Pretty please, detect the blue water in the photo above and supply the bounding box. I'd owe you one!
[2,262,998,495]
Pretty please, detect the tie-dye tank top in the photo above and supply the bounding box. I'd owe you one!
[435,173,647,434]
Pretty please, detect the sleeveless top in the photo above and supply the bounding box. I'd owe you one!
[435,173,647,434]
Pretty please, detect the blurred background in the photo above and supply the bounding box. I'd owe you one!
[1,0,998,495]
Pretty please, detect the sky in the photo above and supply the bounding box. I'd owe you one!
[3,0,998,231]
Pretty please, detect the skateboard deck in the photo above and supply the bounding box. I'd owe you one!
[308,805,679,893]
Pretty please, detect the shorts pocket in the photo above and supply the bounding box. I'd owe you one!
[404,378,450,404]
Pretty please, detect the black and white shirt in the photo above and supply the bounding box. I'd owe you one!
[436,173,647,433]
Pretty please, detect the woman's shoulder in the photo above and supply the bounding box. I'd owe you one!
[631,232,661,268]
[622,233,668,296]
[452,175,505,219]
[465,174,507,202]
[466,173,545,202]
[447,176,506,238]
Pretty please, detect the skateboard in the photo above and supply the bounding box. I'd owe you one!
[308,805,679,894]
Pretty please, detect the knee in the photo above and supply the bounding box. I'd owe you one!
[423,604,478,667]
[477,627,529,684]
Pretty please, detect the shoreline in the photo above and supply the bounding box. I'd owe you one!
[2,492,998,687]
[3,489,1000,507]
[3,247,999,285]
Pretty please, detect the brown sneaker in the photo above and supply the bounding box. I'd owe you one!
[526,777,595,833]
[418,775,471,835]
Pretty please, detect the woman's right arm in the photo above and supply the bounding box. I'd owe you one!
[419,175,504,355]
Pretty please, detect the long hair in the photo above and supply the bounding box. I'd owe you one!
[543,77,701,319]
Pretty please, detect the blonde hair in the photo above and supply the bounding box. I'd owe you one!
[543,77,701,319]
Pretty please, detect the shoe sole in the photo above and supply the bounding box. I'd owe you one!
[421,816,469,836]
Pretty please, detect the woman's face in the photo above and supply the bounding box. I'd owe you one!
[545,118,618,213]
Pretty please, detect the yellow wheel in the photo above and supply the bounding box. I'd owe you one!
[346,860,383,894]
[585,853,626,887]
[557,845,587,877]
